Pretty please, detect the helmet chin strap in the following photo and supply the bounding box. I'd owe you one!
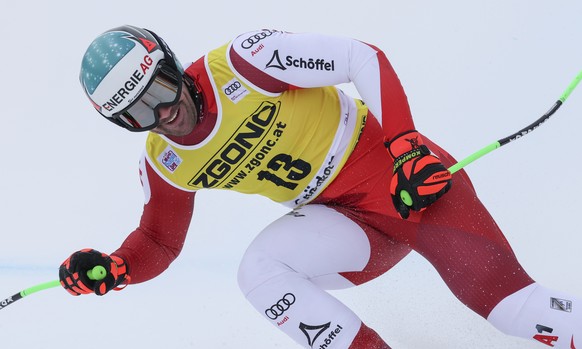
[183,74,204,122]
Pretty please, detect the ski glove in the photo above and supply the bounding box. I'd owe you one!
[386,130,452,219]
[59,248,129,296]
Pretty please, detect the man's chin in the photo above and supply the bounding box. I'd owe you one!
[156,123,196,137]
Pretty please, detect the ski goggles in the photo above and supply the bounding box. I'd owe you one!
[109,61,182,132]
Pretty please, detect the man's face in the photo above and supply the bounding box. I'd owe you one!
[152,86,198,137]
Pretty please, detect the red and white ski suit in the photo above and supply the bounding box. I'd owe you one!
[111,30,581,348]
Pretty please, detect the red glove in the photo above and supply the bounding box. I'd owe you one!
[59,249,129,296]
[385,130,452,219]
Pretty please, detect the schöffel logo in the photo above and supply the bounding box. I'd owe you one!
[266,50,335,71]
[221,78,249,104]
[265,293,296,320]
[158,146,182,173]
[299,322,343,348]
[241,30,275,49]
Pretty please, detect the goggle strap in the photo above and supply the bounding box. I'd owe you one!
[184,74,204,120]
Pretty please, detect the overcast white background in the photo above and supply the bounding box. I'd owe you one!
[1,1,582,348]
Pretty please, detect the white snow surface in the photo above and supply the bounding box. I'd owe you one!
[1,1,582,348]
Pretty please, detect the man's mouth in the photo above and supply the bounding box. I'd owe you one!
[165,109,179,124]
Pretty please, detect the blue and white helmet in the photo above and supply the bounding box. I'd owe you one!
[80,25,184,131]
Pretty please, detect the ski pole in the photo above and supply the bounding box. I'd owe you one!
[399,70,581,207]
[448,70,582,174]
[0,265,107,311]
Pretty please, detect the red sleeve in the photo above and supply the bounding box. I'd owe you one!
[112,158,195,284]
[361,43,415,140]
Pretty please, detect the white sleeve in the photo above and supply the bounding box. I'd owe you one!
[229,29,383,119]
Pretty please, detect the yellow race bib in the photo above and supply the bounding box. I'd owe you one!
[146,42,367,207]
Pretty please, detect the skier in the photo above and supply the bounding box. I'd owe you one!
[60,25,580,348]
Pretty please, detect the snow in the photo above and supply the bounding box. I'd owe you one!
[1,0,582,348]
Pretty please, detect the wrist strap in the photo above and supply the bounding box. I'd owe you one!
[111,255,130,291]
[113,275,131,291]
[392,145,430,173]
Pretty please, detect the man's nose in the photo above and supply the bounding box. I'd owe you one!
[157,104,173,121]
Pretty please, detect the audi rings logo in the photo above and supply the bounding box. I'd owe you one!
[241,30,275,49]
[224,81,242,95]
[265,293,296,320]
[221,78,249,104]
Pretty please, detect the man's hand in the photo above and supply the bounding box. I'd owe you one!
[59,249,129,296]
[386,130,452,219]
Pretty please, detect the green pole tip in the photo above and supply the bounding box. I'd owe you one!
[400,190,413,206]
[87,266,107,281]
[559,70,582,102]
